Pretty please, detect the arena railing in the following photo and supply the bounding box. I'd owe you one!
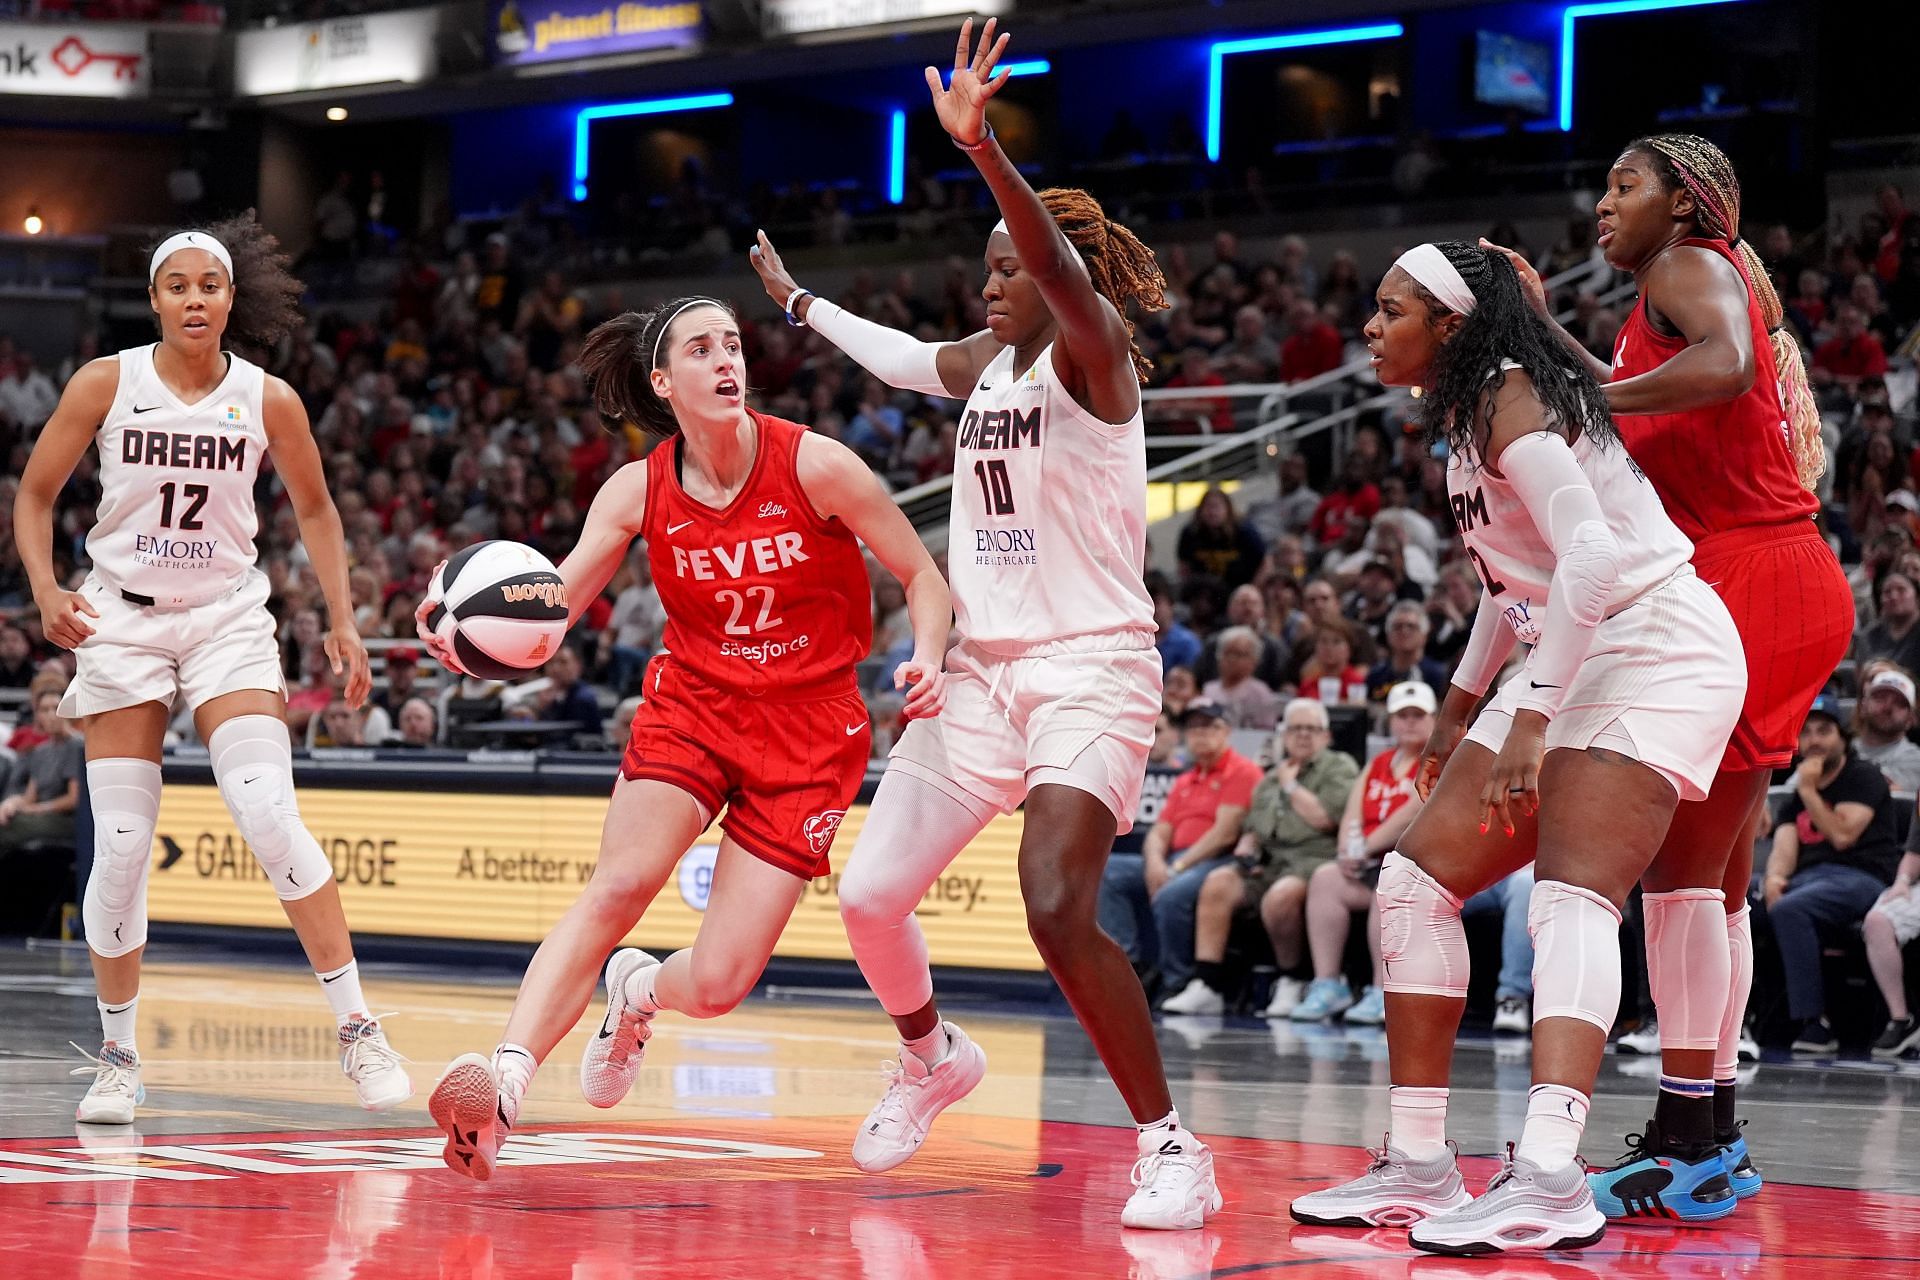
[893,256,1629,533]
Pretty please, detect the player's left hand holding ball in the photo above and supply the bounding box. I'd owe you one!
[896,656,948,720]
[326,622,373,709]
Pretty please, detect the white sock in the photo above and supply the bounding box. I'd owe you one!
[98,997,138,1054]
[1517,1084,1590,1172]
[619,959,662,1016]
[492,1043,537,1126]
[1388,1085,1449,1160]
[901,1023,949,1069]
[316,960,371,1025]
[1136,1108,1189,1149]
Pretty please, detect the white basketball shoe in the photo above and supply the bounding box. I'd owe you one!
[851,1022,987,1173]
[1122,1124,1223,1230]
[580,948,659,1108]
[1289,1140,1473,1227]
[340,1015,413,1110]
[429,1053,513,1182]
[73,1043,144,1125]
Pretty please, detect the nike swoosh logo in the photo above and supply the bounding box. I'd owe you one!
[667,520,694,535]
[116,827,133,834]
[243,776,261,785]
[321,970,346,983]
[979,383,992,391]
[131,405,160,414]
[845,722,864,736]
[1528,681,1562,690]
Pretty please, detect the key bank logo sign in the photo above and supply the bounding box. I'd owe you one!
[0,23,149,99]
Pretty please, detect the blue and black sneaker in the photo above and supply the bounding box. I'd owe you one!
[1717,1123,1763,1200]
[1586,1119,1738,1223]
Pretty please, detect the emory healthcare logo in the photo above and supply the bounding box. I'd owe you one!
[802,809,846,856]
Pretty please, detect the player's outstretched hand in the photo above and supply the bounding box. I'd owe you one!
[926,17,1012,146]
[1479,239,1549,319]
[750,229,800,312]
[34,587,98,651]
[895,658,948,720]
[326,623,373,709]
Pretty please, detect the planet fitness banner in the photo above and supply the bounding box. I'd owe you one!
[488,0,702,65]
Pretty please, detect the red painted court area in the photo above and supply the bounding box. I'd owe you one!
[4,1117,1915,1280]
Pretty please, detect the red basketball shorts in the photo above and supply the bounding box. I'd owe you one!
[1693,522,1852,772]
[620,658,870,879]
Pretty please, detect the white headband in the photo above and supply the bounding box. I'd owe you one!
[651,297,727,370]
[149,231,234,284]
[1394,244,1476,315]
[989,218,1091,278]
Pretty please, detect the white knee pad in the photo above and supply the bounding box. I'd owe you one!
[1377,851,1469,998]
[209,715,331,902]
[1644,887,1730,1051]
[83,759,163,958]
[1716,904,1754,1079]
[1528,880,1624,1035]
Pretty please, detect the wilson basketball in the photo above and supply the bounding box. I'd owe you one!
[422,540,570,680]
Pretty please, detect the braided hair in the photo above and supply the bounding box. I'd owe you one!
[577,295,736,437]
[147,210,304,360]
[1627,133,1824,489]
[1409,240,1617,463]
[1033,187,1168,383]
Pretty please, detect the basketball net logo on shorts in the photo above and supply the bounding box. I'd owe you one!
[802,809,846,855]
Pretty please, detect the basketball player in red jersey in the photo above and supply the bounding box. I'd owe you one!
[420,295,951,1181]
[1490,134,1851,1219]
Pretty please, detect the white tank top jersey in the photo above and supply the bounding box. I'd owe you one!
[946,343,1156,654]
[88,343,270,601]
[1446,419,1693,647]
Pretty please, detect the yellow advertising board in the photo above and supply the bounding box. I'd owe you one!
[143,785,1044,971]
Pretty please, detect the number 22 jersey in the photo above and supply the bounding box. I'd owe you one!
[641,409,872,700]
[947,344,1156,655]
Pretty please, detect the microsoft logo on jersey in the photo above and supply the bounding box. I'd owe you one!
[222,405,246,425]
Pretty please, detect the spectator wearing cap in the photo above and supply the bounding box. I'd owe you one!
[1098,702,1261,994]
[1762,699,1905,1053]
[1283,682,1432,1024]
[1161,697,1358,1015]
[1855,669,1920,792]
[1198,626,1282,732]
[1366,601,1448,703]
[1858,571,1920,672]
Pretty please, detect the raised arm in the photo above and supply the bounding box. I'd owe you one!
[750,230,995,400]
[930,18,1139,423]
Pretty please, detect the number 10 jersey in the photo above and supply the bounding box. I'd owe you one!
[88,343,269,601]
[947,344,1155,656]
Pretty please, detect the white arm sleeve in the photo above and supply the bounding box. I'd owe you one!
[1449,588,1518,698]
[806,298,953,398]
[1498,430,1622,719]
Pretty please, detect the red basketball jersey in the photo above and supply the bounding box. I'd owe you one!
[1611,237,1817,543]
[642,410,872,700]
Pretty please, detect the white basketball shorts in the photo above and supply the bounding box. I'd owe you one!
[59,569,286,720]
[887,640,1162,831]
[1463,567,1746,803]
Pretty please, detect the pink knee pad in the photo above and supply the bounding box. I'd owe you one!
[1528,880,1624,1035]
[1377,851,1469,998]
[1644,888,1730,1051]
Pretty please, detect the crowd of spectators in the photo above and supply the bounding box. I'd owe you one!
[4,178,1920,1058]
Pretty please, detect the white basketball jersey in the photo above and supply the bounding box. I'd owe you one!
[88,344,269,600]
[1447,417,1692,647]
[947,344,1155,654]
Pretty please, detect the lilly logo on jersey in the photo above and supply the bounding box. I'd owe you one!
[757,501,788,519]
